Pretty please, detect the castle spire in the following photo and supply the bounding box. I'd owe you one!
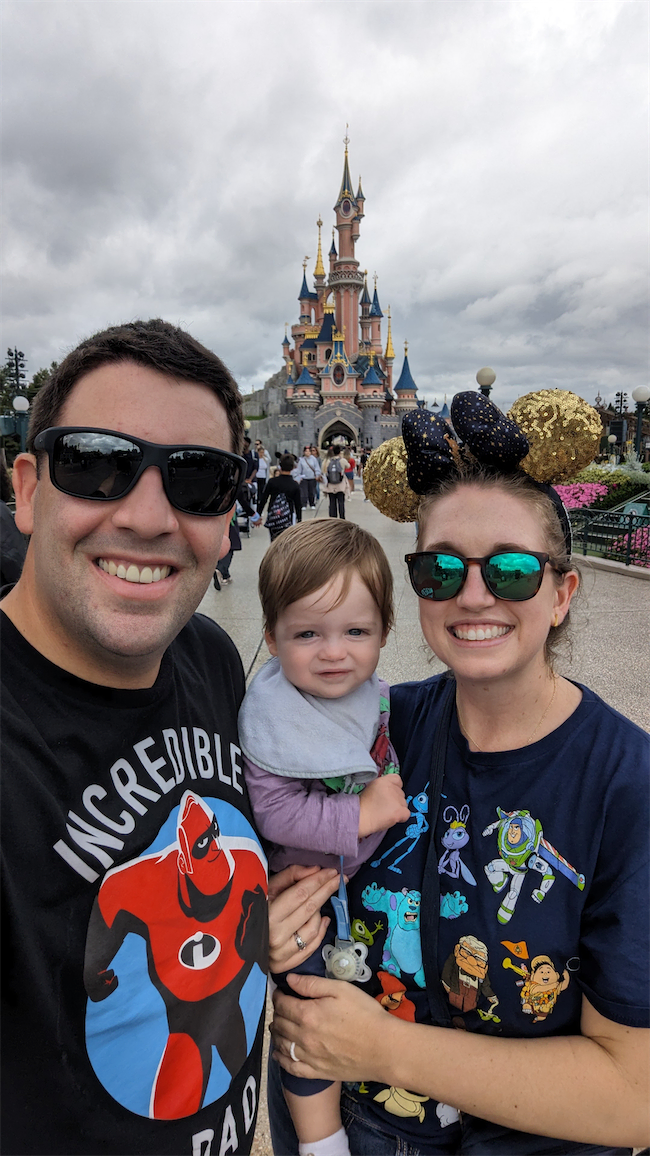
[335,125,356,208]
[384,306,395,360]
[314,217,325,278]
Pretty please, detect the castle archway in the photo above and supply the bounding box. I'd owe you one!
[318,417,359,451]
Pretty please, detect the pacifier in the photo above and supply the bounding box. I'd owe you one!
[322,857,371,983]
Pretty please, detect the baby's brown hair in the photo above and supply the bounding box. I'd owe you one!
[259,520,394,637]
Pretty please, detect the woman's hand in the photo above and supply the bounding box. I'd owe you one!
[268,865,340,973]
[271,972,397,1083]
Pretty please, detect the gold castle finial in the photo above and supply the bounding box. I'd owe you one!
[385,306,395,360]
[404,339,409,356]
[314,218,325,278]
[303,256,309,271]
[284,322,289,337]
[344,123,349,152]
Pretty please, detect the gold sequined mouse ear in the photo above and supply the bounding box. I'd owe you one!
[362,437,420,522]
[507,390,602,484]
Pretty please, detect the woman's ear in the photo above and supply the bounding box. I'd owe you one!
[553,569,580,625]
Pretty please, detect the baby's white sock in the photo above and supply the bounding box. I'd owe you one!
[298,1126,350,1156]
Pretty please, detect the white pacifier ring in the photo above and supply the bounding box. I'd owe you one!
[290,1041,298,1062]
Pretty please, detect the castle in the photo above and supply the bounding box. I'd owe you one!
[242,138,420,454]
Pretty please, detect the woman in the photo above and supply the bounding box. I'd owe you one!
[345,447,356,493]
[268,397,649,1155]
[254,439,271,510]
[323,446,350,519]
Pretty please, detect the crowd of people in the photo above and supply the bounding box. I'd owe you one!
[1,319,647,1156]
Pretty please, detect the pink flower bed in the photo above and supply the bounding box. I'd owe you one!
[554,482,609,509]
[611,526,650,569]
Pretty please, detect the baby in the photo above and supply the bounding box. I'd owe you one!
[239,519,410,1156]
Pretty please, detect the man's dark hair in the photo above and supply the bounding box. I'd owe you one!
[27,319,244,453]
[279,454,295,472]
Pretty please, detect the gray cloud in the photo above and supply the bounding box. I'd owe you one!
[1,0,647,415]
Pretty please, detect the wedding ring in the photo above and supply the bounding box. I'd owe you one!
[290,1041,298,1062]
[294,932,306,950]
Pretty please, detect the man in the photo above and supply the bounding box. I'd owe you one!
[296,445,320,508]
[1,320,268,1155]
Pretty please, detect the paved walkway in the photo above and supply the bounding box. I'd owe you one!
[197,486,649,1156]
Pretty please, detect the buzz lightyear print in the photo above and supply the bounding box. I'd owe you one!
[482,808,585,924]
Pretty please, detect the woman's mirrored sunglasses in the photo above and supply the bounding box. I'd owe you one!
[405,550,558,602]
[34,427,246,517]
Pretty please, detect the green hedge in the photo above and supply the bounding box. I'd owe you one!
[572,466,649,509]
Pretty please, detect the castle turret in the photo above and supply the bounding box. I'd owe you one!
[369,275,383,355]
[359,273,372,350]
[394,340,419,423]
[330,133,364,358]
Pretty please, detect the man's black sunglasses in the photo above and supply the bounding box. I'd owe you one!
[405,550,559,602]
[34,427,246,517]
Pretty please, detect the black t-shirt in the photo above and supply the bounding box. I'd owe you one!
[1,612,268,1155]
[259,474,302,522]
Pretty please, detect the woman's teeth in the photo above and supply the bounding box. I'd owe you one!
[452,625,510,641]
[97,559,171,584]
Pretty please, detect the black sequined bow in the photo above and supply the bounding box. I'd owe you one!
[402,392,529,494]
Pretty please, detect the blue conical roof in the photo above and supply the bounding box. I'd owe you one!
[295,366,317,387]
[363,364,382,386]
[329,236,337,257]
[439,401,450,420]
[299,271,318,301]
[282,334,290,346]
[360,281,371,307]
[316,312,336,343]
[369,286,383,318]
[394,353,418,394]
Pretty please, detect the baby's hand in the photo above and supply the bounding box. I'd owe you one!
[358,774,411,839]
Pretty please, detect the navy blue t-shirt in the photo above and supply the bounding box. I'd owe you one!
[343,675,649,1149]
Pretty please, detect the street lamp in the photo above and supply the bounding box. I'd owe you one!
[12,395,30,453]
[476,367,496,399]
[607,433,617,464]
[631,386,650,458]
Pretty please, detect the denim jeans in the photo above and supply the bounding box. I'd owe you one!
[266,1057,632,1156]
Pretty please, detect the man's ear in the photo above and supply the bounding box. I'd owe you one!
[11,454,39,535]
[265,629,277,657]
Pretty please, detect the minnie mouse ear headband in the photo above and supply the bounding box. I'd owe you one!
[363,389,603,558]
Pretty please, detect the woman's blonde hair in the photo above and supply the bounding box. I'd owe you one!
[417,469,579,667]
[259,520,394,636]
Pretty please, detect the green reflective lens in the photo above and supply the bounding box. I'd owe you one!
[485,553,543,599]
[411,553,465,600]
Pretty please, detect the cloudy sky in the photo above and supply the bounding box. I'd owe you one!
[1,0,647,413]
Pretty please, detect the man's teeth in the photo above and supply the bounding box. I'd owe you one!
[453,625,510,641]
[98,559,171,584]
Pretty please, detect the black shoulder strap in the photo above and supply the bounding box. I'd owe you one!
[420,676,456,1027]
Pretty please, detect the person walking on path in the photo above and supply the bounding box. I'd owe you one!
[296,446,321,509]
[254,439,271,511]
[323,447,350,519]
[344,449,356,494]
[259,453,302,540]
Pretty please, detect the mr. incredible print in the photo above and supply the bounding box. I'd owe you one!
[84,791,267,1120]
